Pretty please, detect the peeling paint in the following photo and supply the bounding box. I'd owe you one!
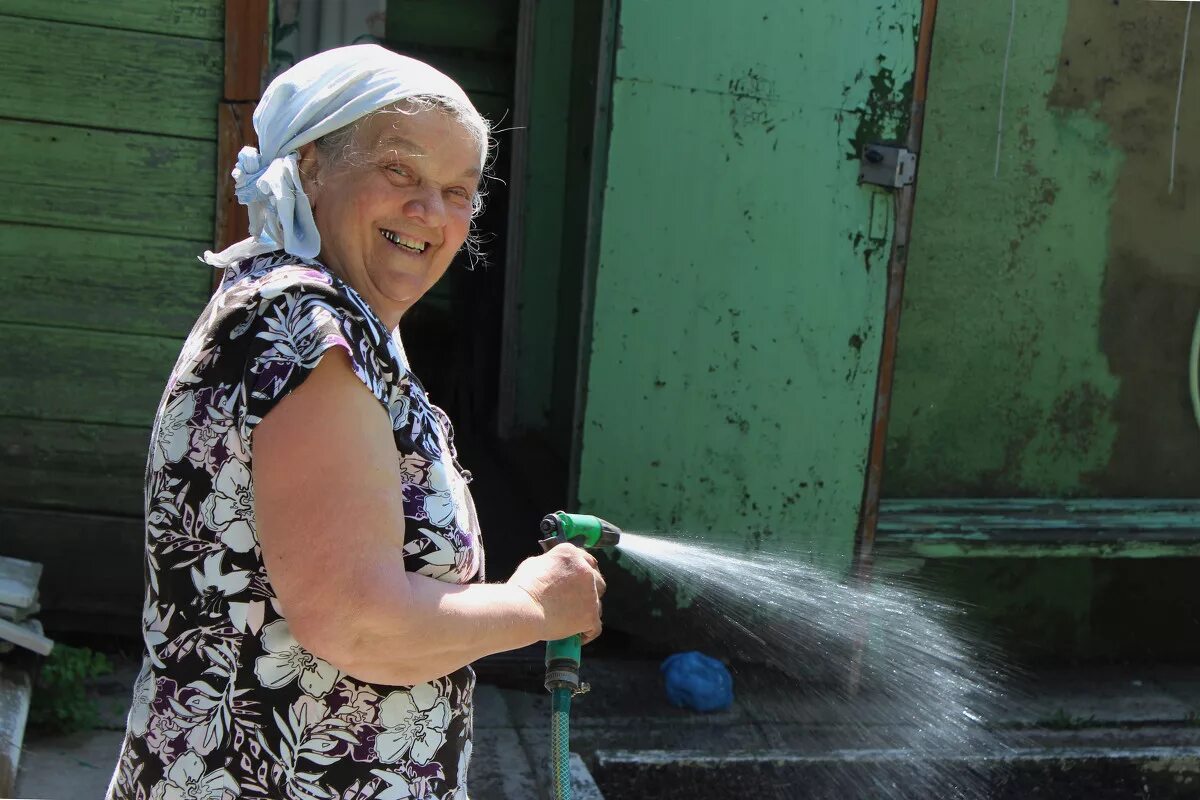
[846,61,915,160]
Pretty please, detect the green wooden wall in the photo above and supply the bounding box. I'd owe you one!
[577,0,920,573]
[0,0,223,630]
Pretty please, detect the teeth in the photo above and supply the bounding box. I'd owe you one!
[381,229,426,253]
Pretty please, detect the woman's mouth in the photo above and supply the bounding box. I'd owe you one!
[380,228,428,254]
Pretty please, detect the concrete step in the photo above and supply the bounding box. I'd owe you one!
[593,741,1200,799]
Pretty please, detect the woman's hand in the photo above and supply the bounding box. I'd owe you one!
[508,545,607,644]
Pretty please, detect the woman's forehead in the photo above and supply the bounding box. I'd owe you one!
[363,110,484,171]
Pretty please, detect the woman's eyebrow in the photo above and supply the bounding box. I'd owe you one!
[378,135,425,156]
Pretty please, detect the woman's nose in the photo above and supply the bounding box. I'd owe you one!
[404,186,446,227]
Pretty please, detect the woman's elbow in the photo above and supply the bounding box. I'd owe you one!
[283,597,434,687]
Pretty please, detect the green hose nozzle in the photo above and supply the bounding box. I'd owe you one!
[539,511,622,553]
[539,512,622,695]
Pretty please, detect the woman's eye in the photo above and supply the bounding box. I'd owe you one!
[447,188,471,203]
[388,166,413,180]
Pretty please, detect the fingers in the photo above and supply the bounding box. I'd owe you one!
[550,542,600,569]
[594,570,607,598]
[581,620,603,645]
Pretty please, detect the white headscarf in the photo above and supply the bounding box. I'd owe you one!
[203,44,483,268]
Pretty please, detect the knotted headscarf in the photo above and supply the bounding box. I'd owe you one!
[203,44,483,268]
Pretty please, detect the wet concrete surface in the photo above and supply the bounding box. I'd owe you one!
[13,657,1200,799]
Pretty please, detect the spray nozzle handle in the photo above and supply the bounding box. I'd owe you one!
[539,511,623,551]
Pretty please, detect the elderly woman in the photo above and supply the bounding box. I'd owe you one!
[107,46,604,800]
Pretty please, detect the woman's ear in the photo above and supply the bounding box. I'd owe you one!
[296,142,321,202]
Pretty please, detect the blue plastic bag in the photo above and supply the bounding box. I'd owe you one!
[661,651,734,712]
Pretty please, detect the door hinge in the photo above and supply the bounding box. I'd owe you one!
[858,144,917,188]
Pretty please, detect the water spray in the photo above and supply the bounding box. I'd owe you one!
[537,511,623,800]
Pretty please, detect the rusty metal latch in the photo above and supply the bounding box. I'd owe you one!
[858,144,917,188]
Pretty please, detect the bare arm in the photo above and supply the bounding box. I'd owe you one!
[252,349,603,686]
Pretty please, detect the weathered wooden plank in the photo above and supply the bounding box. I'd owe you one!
[0,602,38,622]
[0,120,215,240]
[878,499,1200,533]
[0,15,222,138]
[215,102,257,257]
[875,499,1200,559]
[0,323,180,426]
[0,419,149,515]
[0,665,32,797]
[0,224,210,336]
[224,0,271,101]
[877,533,1200,560]
[387,0,518,55]
[0,0,223,40]
[0,556,40,610]
[0,509,144,633]
[0,617,53,656]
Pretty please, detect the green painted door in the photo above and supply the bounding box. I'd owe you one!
[575,0,921,571]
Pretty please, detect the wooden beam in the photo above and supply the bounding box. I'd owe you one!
[214,100,256,255]
[223,0,271,102]
[0,15,222,139]
[0,223,210,337]
[214,0,270,288]
[852,0,941,579]
[0,419,150,515]
[0,323,182,426]
[0,120,215,240]
[0,0,224,40]
[875,498,1200,559]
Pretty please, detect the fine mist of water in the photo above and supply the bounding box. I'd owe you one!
[615,531,1015,799]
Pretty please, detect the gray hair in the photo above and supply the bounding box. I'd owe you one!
[313,95,494,265]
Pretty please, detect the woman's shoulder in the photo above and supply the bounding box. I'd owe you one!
[222,252,358,309]
[212,252,391,341]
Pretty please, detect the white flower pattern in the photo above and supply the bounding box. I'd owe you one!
[199,457,256,552]
[254,619,341,697]
[375,684,452,766]
[148,750,239,800]
[110,254,481,800]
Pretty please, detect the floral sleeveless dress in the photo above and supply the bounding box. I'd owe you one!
[107,252,485,800]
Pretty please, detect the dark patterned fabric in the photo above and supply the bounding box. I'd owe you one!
[108,252,484,800]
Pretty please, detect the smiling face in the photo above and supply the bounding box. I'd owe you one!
[301,103,486,328]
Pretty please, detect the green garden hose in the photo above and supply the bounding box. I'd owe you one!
[550,687,574,800]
